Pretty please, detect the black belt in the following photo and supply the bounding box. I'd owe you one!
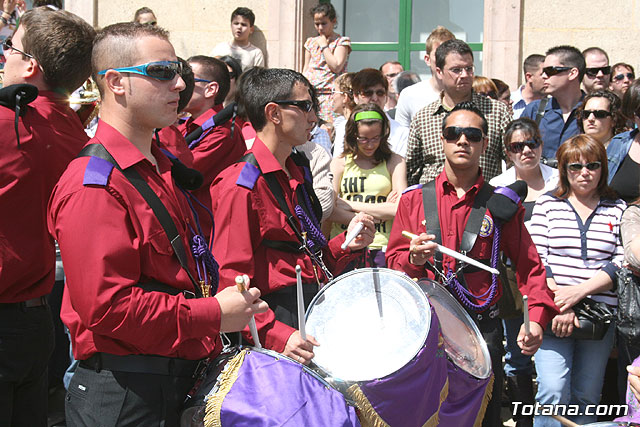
[0,296,48,310]
[79,352,204,378]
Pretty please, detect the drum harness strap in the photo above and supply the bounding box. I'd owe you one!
[238,151,333,284]
[421,180,501,313]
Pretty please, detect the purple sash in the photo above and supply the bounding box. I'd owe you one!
[438,361,494,427]
[616,354,640,423]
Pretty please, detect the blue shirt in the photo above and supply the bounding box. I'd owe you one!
[521,95,583,159]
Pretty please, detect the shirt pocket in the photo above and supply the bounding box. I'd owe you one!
[147,228,175,256]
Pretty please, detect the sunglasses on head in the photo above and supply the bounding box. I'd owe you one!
[2,38,33,59]
[567,161,601,172]
[581,109,612,119]
[542,66,572,77]
[97,61,182,81]
[442,126,484,143]
[271,99,314,112]
[613,72,634,81]
[585,66,611,78]
[507,139,541,153]
[360,89,386,98]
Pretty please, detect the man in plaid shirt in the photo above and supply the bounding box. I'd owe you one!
[406,39,512,185]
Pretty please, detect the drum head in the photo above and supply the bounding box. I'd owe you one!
[419,280,492,379]
[306,268,431,382]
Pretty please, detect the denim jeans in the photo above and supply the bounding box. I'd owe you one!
[504,315,534,376]
[534,324,615,426]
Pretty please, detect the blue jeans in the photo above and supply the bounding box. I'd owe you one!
[504,315,534,376]
[534,324,615,426]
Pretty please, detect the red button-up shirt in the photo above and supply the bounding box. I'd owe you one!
[156,124,194,167]
[210,137,357,352]
[386,169,558,327]
[48,121,222,360]
[0,91,88,302]
[178,105,246,239]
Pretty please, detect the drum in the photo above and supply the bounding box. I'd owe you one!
[305,268,449,427]
[419,280,493,427]
[193,347,360,427]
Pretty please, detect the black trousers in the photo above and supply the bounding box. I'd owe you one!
[0,304,54,427]
[66,364,195,427]
[475,315,505,427]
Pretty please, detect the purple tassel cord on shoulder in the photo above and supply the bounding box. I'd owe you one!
[445,222,501,312]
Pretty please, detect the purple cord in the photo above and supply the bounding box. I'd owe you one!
[191,234,219,294]
[294,183,327,250]
[445,221,501,312]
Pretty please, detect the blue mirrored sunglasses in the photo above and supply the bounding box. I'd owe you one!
[97,61,182,81]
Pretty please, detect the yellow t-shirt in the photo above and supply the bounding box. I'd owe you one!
[331,154,393,249]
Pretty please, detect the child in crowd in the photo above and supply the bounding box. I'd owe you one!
[303,3,351,125]
[211,7,264,71]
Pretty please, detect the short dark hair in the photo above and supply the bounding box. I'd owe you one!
[231,7,255,26]
[187,55,230,105]
[503,117,543,154]
[554,134,616,199]
[343,103,392,165]
[218,55,243,81]
[133,7,155,22]
[576,89,625,135]
[394,71,421,94]
[442,101,488,135]
[310,3,337,21]
[379,61,402,72]
[546,45,586,81]
[492,78,510,98]
[523,54,544,75]
[621,79,640,122]
[21,7,96,94]
[238,67,314,131]
[177,58,194,113]
[435,39,474,70]
[32,0,62,8]
[92,22,169,96]
[582,47,609,63]
[352,68,388,95]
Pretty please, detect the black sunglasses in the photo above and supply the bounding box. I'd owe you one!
[613,73,634,81]
[360,89,387,98]
[443,126,484,143]
[567,161,601,172]
[507,139,541,153]
[542,66,572,77]
[272,99,314,112]
[2,38,33,59]
[585,66,611,78]
[581,109,612,119]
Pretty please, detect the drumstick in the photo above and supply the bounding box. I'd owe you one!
[341,221,364,250]
[550,414,579,427]
[522,295,530,335]
[295,265,307,341]
[235,275,262,348]
[401,230,500,276]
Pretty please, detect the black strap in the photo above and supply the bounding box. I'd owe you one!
[535,96,549,126]
[77,144,203,298]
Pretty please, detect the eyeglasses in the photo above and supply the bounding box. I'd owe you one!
[613,73,634,81]
[384,72,401,79]
[2,38,33,59]
[442,126,484,143]
[446,66,474,76]
[360,89,387,98]
[581,109,612,119]
[356,135,382,144]
[567,161,601,172]
[507,139,541,153]
[194,78,212,83]
[271,99,314,112]
[542,66,572,77]
[585,66,611,78]
[97,61,182,81]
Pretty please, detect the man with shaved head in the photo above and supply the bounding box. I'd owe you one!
[48,22,267,425]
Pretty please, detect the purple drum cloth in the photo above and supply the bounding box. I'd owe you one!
[360,308,448,426]
[616,355,640,423]
[220,350,360,427]
[438,361,493,427]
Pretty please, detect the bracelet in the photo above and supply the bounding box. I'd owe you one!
[320,45,329,52]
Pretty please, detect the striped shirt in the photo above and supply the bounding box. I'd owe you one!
[405,91,512,186]
[530,193,625,306]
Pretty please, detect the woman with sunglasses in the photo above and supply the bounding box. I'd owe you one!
[328,103,406,267]
[607,79,640,202]
[609,62,635,100]
[577,89,626,148]
[529,134,624,426]
[489,117,558,426]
